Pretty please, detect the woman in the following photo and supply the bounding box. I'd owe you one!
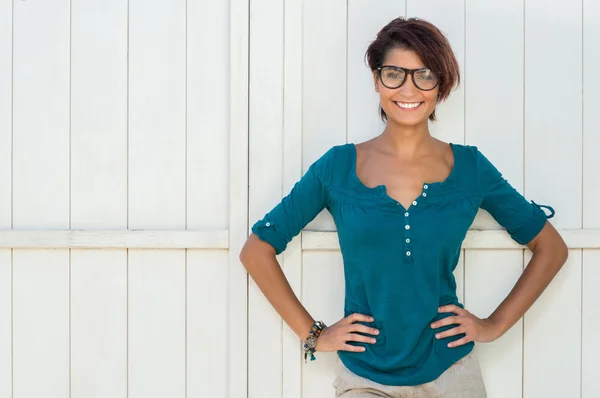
[239,17,568,397]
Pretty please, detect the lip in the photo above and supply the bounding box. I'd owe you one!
[394,101,424,111]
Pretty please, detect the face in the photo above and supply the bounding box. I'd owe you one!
[373,47,439,127]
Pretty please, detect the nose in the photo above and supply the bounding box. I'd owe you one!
[398,73,418,95]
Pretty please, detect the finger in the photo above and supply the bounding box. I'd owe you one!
[346,333,378,344]
[348,323,380,336]
[447,336,471,348]
[341,343,366,353]
[438,304,465,315]
[430,316,460,329]
[346,313,374,325]
[435,326,466,339]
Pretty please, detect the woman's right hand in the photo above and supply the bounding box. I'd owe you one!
[314,313,380,353]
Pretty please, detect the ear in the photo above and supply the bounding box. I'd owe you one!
[373,71,380,93]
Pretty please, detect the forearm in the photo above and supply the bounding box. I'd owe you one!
[488,245,568,336]
[239,234,315,341]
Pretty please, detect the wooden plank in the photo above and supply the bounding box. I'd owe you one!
[525,0,582,230]
[406,0,465,143]
[187,0,229,230]
[187,250,228,398]
[13,0,69,228]
[0,0,11,228]
[247,0,284,395]
[582,250,600,397]
[282,0,304,396]
[465,0,525,234]
[301,251,345,398]
[128,250,185,398]
[13,249,69,398]
[0,250,10,398]
[347,0,405,144]
[302,0,347,228]
[301,229,600,251]
[128,0,186,229]
[71,0,127,229]
[0,230,228,249]
[583,0,600,228]
[71,249,127,398]
[523,250,581,397]
[465,250,523,398]
[228,0,250,395]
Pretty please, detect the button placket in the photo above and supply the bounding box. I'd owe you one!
[404,211,413,263]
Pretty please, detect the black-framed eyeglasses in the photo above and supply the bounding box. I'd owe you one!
[377,65,439,91]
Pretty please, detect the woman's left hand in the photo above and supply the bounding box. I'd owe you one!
[430,304,503,348]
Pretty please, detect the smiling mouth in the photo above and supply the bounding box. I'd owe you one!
[394,101,424,110]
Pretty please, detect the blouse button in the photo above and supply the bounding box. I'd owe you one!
[422,193,427,197]
[406,251,411,256]
[412,201,417,206]
[265,222,271,227]
[406,238,410,243]
[405,225,410,230]
[404,212,409,217]
[424,184,428,189]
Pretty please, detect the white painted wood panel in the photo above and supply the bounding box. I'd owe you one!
[13,0,70,228]
[0,0,10,229]
[128,250,185,398]
[0,250,10,398]
[347,0,404,144]
[71,249,127,398]
[582,250,600,398]
[228,0,250,395]
[523,250,581,397]
[302,0,346,233]
[247,0,284,396]
[187,0,230,231]
[71,0,127,229]
[128,0,186,229]
[187,250,228,398]
[583,0,600,229]
[525,0,582,230]
[13,249,69,398]
[465,250,524,398]
[466,0,525,233]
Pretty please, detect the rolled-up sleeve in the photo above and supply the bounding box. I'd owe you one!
[251,149,332,255]
[476,148,555,245]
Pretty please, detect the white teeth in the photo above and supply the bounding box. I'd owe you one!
[395,101,422,109]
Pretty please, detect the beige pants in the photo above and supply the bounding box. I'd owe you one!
[333,352,487,398]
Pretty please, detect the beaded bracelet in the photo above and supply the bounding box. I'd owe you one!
[303,320,326,363]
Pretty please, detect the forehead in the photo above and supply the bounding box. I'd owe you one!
[382,48,425,69]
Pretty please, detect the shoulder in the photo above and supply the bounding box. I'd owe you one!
[307,143,352,183]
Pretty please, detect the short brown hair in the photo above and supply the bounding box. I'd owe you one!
[365,17,460,122]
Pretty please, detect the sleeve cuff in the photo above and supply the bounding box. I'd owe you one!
[509,201,554,245]
[251,218,288,255]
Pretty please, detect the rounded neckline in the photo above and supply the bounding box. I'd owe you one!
[348,142,458,209]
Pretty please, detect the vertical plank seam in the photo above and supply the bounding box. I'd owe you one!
[185,0,188,396]
[580,249,583,398]
[280,0,286,396]
[580,5,584,397]
[126,0,130,393]
[246,1,252,397]
[10,0,14,396]
[69,0,73,395]
[521,0,526,392]
[345,0,348,144]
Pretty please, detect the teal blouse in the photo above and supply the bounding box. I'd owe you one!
[251,142,555,386]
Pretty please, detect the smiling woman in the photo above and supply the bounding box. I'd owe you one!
[239,15,568,398]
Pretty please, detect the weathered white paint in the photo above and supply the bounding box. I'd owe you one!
[0,1,598,398]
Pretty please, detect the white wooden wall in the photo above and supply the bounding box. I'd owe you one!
[0,1,599,398]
